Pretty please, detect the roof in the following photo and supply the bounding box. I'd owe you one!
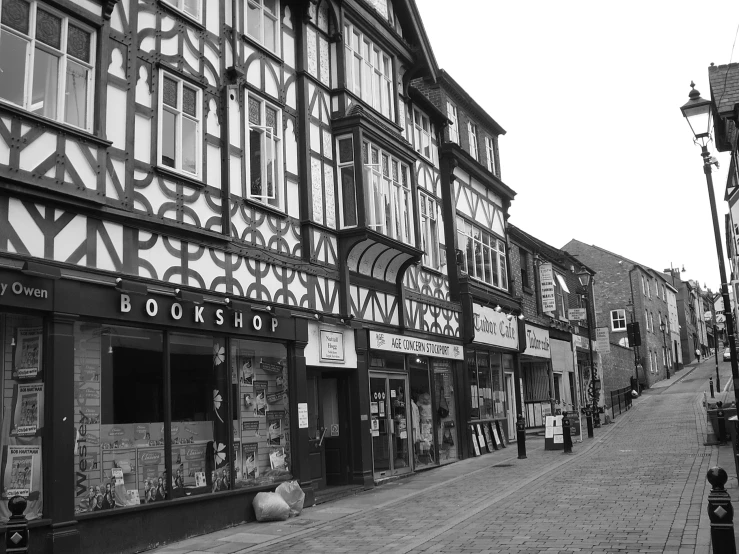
[403,0,439,81]
[708,63,739,151]
[509,225,595,275]
[437,70,506,135]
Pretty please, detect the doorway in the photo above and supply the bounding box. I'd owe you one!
[306,370,349,490]
[369,372,412,480]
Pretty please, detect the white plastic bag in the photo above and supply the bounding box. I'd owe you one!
[275,480,305,517]
[252,492,290,522]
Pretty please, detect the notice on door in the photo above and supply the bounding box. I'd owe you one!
[297,403,308,429]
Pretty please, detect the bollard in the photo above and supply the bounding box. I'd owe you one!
[711,377,716,398]
[583,407,594,438]
[516,415,527,459]
[718,401,728,444]
[707,467,737,554]
[5,496,29,554]
[562,412,573,453]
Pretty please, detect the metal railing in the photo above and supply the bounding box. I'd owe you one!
[610,386,632,419]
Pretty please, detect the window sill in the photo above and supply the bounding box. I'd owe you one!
[341,89,403,133]
[243,197,288,218]
[154,165,206,189]
[522,285,533,294]
[0,101,111,148]
[419,265,446,278]
[159,1,206,32]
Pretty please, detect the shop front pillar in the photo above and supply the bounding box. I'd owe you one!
[351,329,374,488]
[46,314,80,554]
[290,320,314,506]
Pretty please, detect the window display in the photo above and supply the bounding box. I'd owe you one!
[1,313,45,522]
[231,339,292,488]
[468,350,505,421]
[433,360,457,464]
[410,358,435,469]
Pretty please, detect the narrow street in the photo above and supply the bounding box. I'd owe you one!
[151,358,733,554]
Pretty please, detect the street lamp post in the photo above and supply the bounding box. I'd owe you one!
[680,82,739,406]
[705,311,722,390]
[659,320,670,380]
[578,270,600,428]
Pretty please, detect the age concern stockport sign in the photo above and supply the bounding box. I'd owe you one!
[369,331,464,360]
[472,303,519,351]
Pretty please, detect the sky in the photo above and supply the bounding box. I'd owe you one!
[415,0,739,293]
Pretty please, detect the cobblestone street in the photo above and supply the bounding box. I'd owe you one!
[147,358,731,554]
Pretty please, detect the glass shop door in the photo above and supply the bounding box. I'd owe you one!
[369,373,411,480]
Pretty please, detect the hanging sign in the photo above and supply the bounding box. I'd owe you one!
[369,331,464,360]
[471,304,519,351]
[596,327,610,353]
[523,325,550,358]
[539,263,556,313]
[568,308,587,322]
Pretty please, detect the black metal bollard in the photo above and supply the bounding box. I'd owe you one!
[707,467,737,554]
[562,412,573,453]
[5,496,29,554]
[516,415,526,459]
[711,377,716,398]
[583,407,594,438]
[718,401,728,444]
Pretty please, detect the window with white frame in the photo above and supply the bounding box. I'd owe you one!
[485,136,496,174]
[246,0,279,53]
[164,0,202,21]
[362,141,413,245]
[555,273,568,320]
[457,217,508,291]
[343,23,394,121]
[650,311,654,333]
[447,101,459,143]
[413,108,432,162]
[159,72,201,177]
[467,121,479,160]
[419,191,440,270]
[611,309,626,331]
[0,0,95,131]
[645,309,650,331]
[336,135,357,228]
[654,279,658,297]
[247,94,283,210]
[641,275,645,296]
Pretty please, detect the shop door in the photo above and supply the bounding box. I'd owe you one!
[306,371,326,488]
[369,374,411,479]
[505,372,516,439]
[306,371,348,489]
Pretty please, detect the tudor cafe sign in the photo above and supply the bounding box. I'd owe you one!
[472,303,519,351]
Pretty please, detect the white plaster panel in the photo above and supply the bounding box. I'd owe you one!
[372,248,397,280]
[106,84,128,150]
[231,202,248,239]
[283,33,295,68]
[140,35,156,53]
[358,243,386,276]
[306,27,317,78]
[134,113,152,163]
[232,257,256,298]
[135,65,152,107]
[285,118,298,174]
[230,155,243,197]
[96,221,124,272]
[161,35,178,57]
[137,179,169,217]
[228,93,241,148]
[311,156,323,224]
[206,144,221,189]
[107,158,126,201]
[319,37,330,87]
[139,236,182,283]
[260,262,279,302]
[204,43,220,85]
[246,60,261,90]
[309,123,320,153]
[493,209,505,237]
[191,191,221,231]
[108,47,125,78]
[66,140,97,189]
[285,82,296,110]
[225,35,233,68]
[110,0,125,33]
[313,229,326,263]
[205,0,219,33]
[454,182,472,220]
[283,5,293,28]
[0,127,9,165]
[54,212,86,263]
[206,99,219,136]
[8,199,44,258]
[19,131,56,172]
[188,246,224,290]
[265,63,279,99]
[323,164,335,229]
[286,178,299,219]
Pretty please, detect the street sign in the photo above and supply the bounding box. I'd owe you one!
[596,327,610,353]
[568,308,587,321]
[704,311,714,322]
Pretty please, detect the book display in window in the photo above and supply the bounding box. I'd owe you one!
[13,327,42,379]
[10,383,43,436]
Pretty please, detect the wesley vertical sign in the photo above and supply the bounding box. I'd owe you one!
[539,263,556,313]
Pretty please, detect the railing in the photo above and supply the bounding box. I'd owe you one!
[610,386,632,419]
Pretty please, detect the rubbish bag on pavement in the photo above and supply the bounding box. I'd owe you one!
[253,492,290,522]
[275,480,305,516]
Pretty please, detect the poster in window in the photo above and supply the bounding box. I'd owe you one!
[233,441,242,483]
[11,383,44,436]
[1,445,41,499]
[242,420,260,437]
[259,357,284,374]
[242,443,259,479]
[253,381,268,416]
[238,349,255,386]
[267,411,284,446]
[13,327,43,379]
[269,448,286,470]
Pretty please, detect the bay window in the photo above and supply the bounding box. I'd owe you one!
[419,191,439,269]
[0,0,95,130]
[457,217,508,290]
[159,72,201,177]
[246,0,279,53]
[343,23,394,121]
[247,94,283,211]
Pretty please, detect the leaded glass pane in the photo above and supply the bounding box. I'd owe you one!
[371,147,378,165]
[391,160,398,182]
[36,9,61,49]
[163,76,178,108]
[67,24,91,63]
[248,97,260,125]
[338,138,353,163]
[265,106,277,133]
[401,165,408,188]
[1,0,30,35]
[182,86,197,117]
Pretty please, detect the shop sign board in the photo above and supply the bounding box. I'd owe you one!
[306,323,357,367]
[568,308,587,322]
[0,269,53,311]
[596,327,610,353]
[523,325,550,359]
[369,331,464,360]
[539,263,556,313]
[471,303,519,351]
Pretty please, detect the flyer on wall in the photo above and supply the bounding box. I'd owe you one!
[242,443,258,479]
[13,327,43,379]
[1,445,41,499]
[11,383,44,436]
[253,381,268,416]
[259,357,284,374]
[266,411,284,446]
[238,349,255,386]
[269,448,286,470]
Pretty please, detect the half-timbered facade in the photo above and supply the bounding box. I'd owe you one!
[0,0,482,551]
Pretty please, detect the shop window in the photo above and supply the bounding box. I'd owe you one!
[0,1,96,131]
[231,338,291,488]
[0,313,45,521]
[468,351,504,421]
[432,359,457,464]
[409,357,435,469]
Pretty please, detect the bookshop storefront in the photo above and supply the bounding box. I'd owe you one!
[0,263,313,554]
[366,331,464,481]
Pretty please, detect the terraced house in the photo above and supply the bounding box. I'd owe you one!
[0,0,528,552]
